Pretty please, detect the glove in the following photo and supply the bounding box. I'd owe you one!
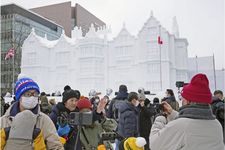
[57,123,71,137]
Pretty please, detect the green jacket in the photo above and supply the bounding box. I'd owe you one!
[80,117,117,150]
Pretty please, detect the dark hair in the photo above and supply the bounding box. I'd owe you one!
[166,89,174,96]
[40,92,46,96]
[153,97,159,103]
[214,90,223,96]
[127,92,138,102]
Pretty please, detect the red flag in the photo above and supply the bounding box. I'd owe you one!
[158,36,163,45]
[5,48,15,60]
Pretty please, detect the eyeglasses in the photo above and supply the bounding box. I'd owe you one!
[23,92,39,97]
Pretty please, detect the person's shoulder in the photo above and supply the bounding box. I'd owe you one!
[39,112,52,120]
[38,112,56,124]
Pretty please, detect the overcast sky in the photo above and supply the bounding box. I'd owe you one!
[2,0,224,69]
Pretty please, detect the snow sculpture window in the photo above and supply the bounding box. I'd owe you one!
[176,71,186,81]
[147,63,160,73]
[147,81,160,91]
[80,59,93,75]
[146,41,159,59]
[116,45,131,57]
[27,52,36,65]
[56,52,69,65]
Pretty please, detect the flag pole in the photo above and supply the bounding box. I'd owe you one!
[12,14,15,96]
[159,25,162,91]
[213,53,217,90]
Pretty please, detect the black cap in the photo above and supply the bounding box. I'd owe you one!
[62,89,80,103]
[119,85,127,93]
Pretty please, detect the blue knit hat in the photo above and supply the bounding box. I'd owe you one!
[15,77,40,101]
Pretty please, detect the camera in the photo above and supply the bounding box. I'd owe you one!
[100,132,124,141]
[69,112,93,126]
[57,112,93,126]
[175,81,188,88]
[153,103,165,113]
[138,87,151,95]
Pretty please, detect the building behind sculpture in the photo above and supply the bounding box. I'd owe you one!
[188,56,225,92]
[1,3,63,94]
[30,2,106,37]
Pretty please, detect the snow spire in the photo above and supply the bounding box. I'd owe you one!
[150,10,153,17]
[122,22,126,29]
[172,16,179,38]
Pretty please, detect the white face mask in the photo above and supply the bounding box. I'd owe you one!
[21,96,39,109]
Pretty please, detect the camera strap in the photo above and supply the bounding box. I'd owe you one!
[81,127,89,144]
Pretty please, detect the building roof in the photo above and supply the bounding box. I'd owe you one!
[1,3,63,31]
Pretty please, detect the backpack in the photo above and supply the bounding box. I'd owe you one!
[0,110,46,150]
[112,99,125,122]
[40,96,51,114]
[41,102,51,115]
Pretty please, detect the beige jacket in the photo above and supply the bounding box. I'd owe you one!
[0,103,64,150]
[150,110,224,150]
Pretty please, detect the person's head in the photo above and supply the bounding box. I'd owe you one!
[62,89,80,111]
[214,90,223,100]
[166,89,174,97]
[138,93,146,105]
[181,73,212,106]
[128,92,139,106]
[119,85,128,93]
[76,97,92,112]
[40,92,46,97]
[15,77,40,110]
[153,97,159,104]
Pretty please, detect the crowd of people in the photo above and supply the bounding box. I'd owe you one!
[0,73,224,150]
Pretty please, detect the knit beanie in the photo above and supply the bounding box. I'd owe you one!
[138,93,146,101]
[62,89,80,103]
[15,77,40,101]
[124,137,146,150]
[76,97,92,110]
[181,73,212,104]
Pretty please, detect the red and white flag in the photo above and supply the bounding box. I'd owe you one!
[5,48,15,60]
[158,36,163,45]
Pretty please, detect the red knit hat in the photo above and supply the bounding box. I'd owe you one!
[77,97,92,110]
[181,73,212,104]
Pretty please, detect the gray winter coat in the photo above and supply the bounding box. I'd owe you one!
[150,104,224,150]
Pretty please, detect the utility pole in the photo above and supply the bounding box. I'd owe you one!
[213,53,217,90]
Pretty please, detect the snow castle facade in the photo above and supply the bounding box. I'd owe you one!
[21,13,188,95]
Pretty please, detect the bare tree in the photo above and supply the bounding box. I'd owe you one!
[1,14,31,94]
